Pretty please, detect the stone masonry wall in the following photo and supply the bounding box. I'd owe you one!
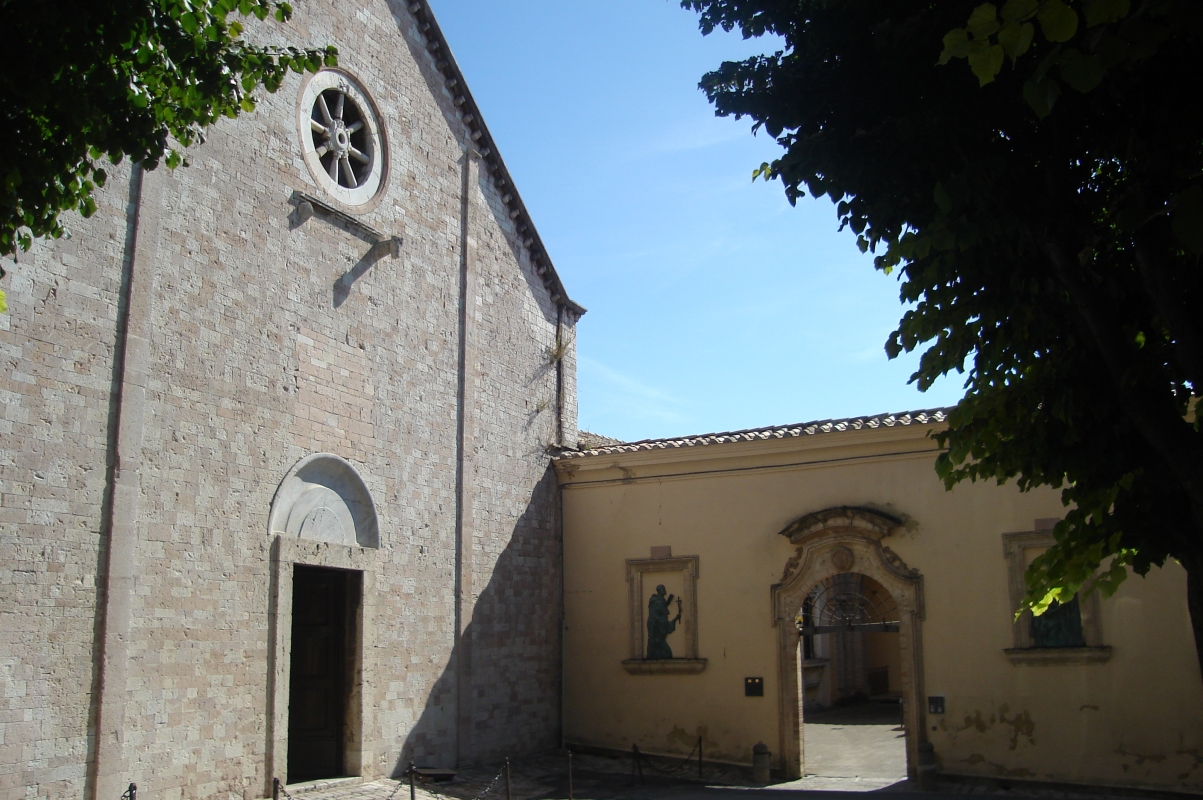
[0,165,136,799]
[0,0,579,797]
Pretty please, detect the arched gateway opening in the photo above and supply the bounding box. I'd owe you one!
[797,573,905,783]
[799,573,901,702]
[771,508,926,781]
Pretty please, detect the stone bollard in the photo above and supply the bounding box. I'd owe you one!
[917,741,938,790]
[752,742,771,785]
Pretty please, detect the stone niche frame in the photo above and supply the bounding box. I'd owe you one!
[265,454,383,791]
[623,556,706,674]
[1002,530,1111,665]
[771,508,926,780]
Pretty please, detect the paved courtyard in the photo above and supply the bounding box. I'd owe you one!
[789,699,908,791]
[283,703,1157,800]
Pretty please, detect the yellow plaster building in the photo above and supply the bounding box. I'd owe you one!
[555,410,1203,792]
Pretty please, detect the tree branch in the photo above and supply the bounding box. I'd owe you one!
[1045,239,1203,528]
[1132,233,1203,392]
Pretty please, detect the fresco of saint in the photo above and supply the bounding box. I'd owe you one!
[646,584,683,659]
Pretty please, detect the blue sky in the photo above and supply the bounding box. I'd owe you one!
[430,0,965,442]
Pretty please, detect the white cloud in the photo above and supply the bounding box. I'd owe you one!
[579,357,690,429]
[851,343,889,363]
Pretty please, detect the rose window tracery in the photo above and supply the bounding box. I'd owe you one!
[298,70,386,207]
[310,88,372,190]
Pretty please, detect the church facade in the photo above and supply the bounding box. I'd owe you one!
[0,2,581,798]
[5,2,1203,799]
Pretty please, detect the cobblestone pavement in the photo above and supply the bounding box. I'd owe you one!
[281,745,1175,800]
[279,705,1166,800]
[278,750,757,800]
[800,700,907,784]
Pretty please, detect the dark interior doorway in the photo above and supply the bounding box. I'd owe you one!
[288,565,358,783]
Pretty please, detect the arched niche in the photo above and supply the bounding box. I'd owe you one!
[268,454,380,549]
[771,507,925,781]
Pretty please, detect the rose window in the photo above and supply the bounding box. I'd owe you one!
[311,89,371,189]
[298,70,386,207]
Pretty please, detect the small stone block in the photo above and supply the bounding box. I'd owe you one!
[650,545,671,559]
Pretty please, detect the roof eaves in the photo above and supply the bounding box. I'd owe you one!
[555,408,951,460]
[404,1,586,317]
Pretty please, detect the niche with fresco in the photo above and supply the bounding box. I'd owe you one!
[623,550,706,674]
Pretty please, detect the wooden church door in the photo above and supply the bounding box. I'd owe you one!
[288,565,350,782]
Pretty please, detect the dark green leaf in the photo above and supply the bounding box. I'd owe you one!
[999,21,1035,61]
[1171,186,1203,254]
[1023,75,1062,116]
[968,4,1002,38]
[939,28,973,64]
[1001,0,1040,23]
[1083,0,1131,27]
[1038,0,1079,42]
[1058,49,1106,92]
[969,41,1006,84]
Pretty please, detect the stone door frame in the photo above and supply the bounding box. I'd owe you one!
[266,536,379,792]
[770,508,926,780]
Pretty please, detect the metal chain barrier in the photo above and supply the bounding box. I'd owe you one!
[416,764,506,800]
[271,756,516,800]
[119,784,137,800]
[381,774,405,800]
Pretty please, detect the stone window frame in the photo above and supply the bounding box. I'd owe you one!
[622,555,706,674]
[296,68,389,212]
[1002,529,1112,665]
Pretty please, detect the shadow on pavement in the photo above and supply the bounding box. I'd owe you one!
[804,700,904,727]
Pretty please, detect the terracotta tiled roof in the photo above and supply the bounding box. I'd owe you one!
[557,408,950,459]
[576,431,624,450]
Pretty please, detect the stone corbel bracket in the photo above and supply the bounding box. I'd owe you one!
[292,191,402,259]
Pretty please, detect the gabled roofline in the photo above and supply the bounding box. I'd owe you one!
[405,0,586,317]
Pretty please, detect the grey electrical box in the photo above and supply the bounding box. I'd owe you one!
[928,696,945,714]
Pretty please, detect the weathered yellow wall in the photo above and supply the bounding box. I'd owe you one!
[557,423,1203,791]
[863,631,902,693]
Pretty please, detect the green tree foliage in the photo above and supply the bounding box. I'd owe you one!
[0,0,337,308]
[683,0,1203,670]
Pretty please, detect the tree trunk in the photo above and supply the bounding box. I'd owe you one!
[1183,555,1203,684]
